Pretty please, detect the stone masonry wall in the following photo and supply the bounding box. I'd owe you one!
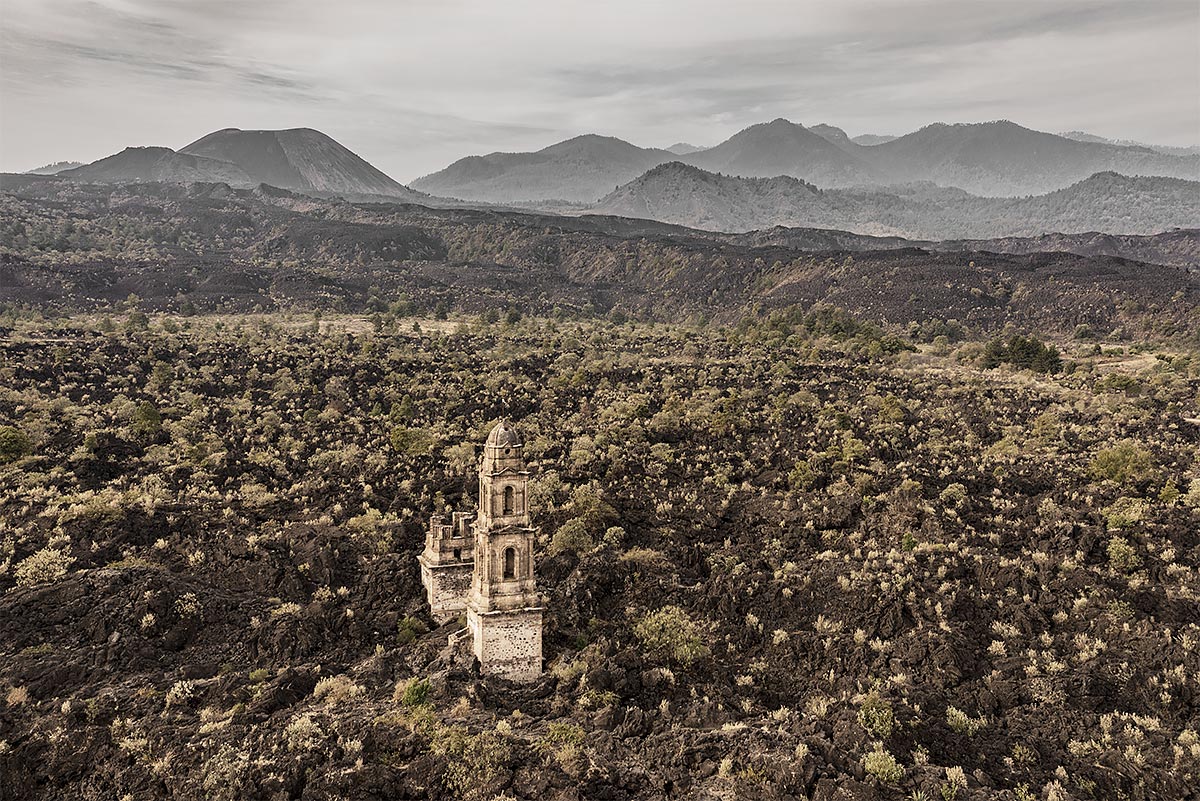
[468,607,543,682]
[422,562,474,623]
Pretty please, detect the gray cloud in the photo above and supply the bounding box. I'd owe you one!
[1,0,1196,181]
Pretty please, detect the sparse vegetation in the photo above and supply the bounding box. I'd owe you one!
[0,307,1196,800]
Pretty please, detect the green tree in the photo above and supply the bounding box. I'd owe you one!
[1089,440,1152,486]
[0,426,33,463]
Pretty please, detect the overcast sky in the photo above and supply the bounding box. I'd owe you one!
[2,0,1197,181]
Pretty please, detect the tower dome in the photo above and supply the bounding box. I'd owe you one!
[486,419,523,449]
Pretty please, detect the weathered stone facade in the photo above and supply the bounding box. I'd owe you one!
[419,420,543,681]
[418,511,474,623]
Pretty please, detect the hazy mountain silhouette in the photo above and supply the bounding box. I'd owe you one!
[680,118,879,186]
[1059,130,1200,158]
[591,162,1199,238]
[411,134,673,203]
[415,118,1200,203]
[859,121,1199,195]
[808,124,857,152]
[180,128,418,197]
[851,134,898,146]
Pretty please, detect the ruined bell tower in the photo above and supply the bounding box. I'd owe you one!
[465,420,543,681]
[419,419,543,682]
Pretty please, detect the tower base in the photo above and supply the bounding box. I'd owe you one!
[467,606,543,682]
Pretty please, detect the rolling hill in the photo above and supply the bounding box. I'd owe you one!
[858,121,1200,196]
[411,134,673,203]
[680,118,879,186]
[2,177,1196,337]
[59,147,253,185]
[590,162,1200,238]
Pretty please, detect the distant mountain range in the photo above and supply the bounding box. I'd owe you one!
[415,118,1199,202]
[27,120,1198,240]
[1058,131,1200,158]
[590,162,1200,238]
[54,128,427,201]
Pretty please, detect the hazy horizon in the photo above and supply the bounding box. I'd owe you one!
[3,0,1198,182]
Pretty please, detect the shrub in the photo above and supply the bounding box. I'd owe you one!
[863,745,904,783]
[634,606,708,666]
[1107,536,1142,572]
[0,426,32,464]
[175,593,202,617]
[938,483,967,507]
[1182,479,1200,509]
[858,693,894,738]
[165,680,197,708]
[131,402,162,437]
[945,705,986,735]
[391,426,434,455]
[1089,441,1152,486]
[601,526,626,548]
[285,713,323,751]
[1102,497,1148,529]
[430,725,511,800]
[397,615,428,644]
[312,675,364,706]
[14,548,74,587]
[789,459,817,490]
[397,677,431,708]
[545,721,586,747]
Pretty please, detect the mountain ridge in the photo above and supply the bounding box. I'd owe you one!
[179,127,420,198]
[411,134,672,203]
[53,128,427,202]
[590,163,1200,239]
[59,147,253,186]
[413,118,1200,203]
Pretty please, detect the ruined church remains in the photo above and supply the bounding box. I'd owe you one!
[418,420,543,682]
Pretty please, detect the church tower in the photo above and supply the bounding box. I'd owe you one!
[466,420,543,681]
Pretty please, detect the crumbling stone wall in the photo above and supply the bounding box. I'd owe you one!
[419,562,473,623]
[467,607,543,682]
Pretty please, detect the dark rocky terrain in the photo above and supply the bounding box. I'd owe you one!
[1,162,1198,801]
[2,178,1197,340]
[0,307,1197,801]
